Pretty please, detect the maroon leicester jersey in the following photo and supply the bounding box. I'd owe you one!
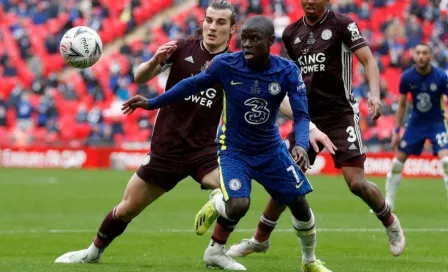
[150,39,228,157]
[282,10,368,120]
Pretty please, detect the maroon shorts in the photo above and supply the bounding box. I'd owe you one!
[136,148,218,191]
[286,113,366,169]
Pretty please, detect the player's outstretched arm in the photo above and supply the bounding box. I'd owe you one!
[123,58,223,113]
[287,67,311,170]
[391,94,407,149]
[134,41,177,84]
[355,46,382,120]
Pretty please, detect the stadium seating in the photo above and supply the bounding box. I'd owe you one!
[0,0,446,150]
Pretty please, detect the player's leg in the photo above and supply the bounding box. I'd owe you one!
[385,151,408,210]
[189,152,221,234]
[226,197,286,257]
[254,147,330,271]
[429,126,448,198]
[55,154,186,264]
[55,173,167,263]
[438,149,448,198]
[332,114,405,256]
[385,127,425,210]
[202,153,249,270]
[341,162,405,256]
[287,196,331,272]
[227,134,320,257]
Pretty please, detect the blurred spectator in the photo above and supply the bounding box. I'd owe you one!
[247,0,263,14]
[0,93,8,127]
[45,36,59,54]
[406,15,423,49]
[16,93,33,131]
[76,104,89,124]
[31,74,47,95]
[111,118,124,137]
[87,106,103,125]
[3,59,17,77]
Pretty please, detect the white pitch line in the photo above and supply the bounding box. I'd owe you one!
[1,228,448,234]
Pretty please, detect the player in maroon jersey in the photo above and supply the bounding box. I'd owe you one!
[54,0,335,265]
[225,0,406,258]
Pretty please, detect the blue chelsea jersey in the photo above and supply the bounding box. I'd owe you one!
[400,66,448,125]
[148,51,310,154]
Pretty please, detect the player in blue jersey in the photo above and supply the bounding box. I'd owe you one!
[385,44,448,210]
[122,15,331,272]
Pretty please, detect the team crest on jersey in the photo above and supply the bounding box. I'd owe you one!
[229,179,242,191]
[400,140,407,149]
[268,82,281,95]
[347,22,362,41]
[430,83,438,92]
[321,29,332,40]
[142,154,151,165]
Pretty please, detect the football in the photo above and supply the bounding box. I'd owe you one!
[59,26,103,69]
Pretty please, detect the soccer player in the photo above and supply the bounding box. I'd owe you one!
[122,15,332,272]
[385,44,448,210]
[54,0,333,265]
[221,0,406,258]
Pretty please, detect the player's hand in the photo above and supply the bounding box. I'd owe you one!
[367,96,382,120]
[153,41,177,65]
[121,95,149,115]
[291,146,310,172]
[391,132,401,149]
[309,127,337,155]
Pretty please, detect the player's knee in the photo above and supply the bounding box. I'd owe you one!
[225,198,250,221]
[114,200,142,222]
[441,157,448,173]
[348,179,364,196]
[389,158,404,174]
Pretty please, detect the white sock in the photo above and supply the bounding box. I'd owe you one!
[207,239,225,251]
[87,242,102,259]
[385,158,404,209]
[292,210,316,265]
[440,157,448,197]
[212,193,230,220]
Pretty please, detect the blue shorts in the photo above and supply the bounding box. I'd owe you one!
[218,143,313,205]
[399,121,448,156]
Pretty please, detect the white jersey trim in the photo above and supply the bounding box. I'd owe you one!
[342,43,364,154]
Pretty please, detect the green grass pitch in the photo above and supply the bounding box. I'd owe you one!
[1,168,447,271]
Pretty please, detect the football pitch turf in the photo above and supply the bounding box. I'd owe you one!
[1,168,448,272]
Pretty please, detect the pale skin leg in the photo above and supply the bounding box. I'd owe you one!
[115,168,220,222]
[201,168,220,189]
[438,149,448,160]
[114,173,166,222]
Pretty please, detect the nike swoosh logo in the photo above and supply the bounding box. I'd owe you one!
[296,180,303,189]
[231,81,243,86]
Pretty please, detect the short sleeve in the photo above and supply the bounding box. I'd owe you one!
[282,27,295,61]
[399,74,409,95]
[443,72,448,96]
[341,18,367,53]
[164,39,186,65]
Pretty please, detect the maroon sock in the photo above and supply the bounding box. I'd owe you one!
[211,216,238,245]
[93,207,129,249]
[374,202,394,227]
[254,214,277,242]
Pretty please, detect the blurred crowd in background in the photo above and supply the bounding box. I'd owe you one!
[0,0,447,152]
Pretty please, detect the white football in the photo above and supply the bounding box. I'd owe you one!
[59,26,103,69]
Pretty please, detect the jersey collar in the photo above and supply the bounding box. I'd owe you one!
[303,10,330,27]
[200,40,229,55]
